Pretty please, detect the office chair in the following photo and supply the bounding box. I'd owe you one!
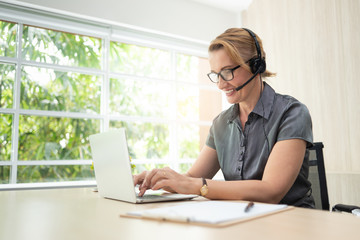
[308,142,360,215]
[308,142,330,210]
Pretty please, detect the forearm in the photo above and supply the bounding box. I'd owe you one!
[181,174,284,203]
[200,140,305,203]
[203,179,284,204]
[185,146,220,179]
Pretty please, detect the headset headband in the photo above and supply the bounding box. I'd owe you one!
[242,28,262,60]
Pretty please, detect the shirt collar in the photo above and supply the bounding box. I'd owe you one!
[252,82,275,120]
[228,82,275,122]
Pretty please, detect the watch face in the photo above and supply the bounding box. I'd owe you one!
[200,185,208,196]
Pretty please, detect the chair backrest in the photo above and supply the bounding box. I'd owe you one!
[308,142,330,210]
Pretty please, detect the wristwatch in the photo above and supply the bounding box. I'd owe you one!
[200,178,208,196]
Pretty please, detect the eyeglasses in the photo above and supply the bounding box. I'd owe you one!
[207,65,241,83]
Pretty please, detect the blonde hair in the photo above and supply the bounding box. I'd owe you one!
[209,28,276,78]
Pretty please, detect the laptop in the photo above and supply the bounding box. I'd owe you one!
[89,128,197,203]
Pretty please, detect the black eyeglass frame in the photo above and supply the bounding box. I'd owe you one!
[207,57,255,83]
[207,65,241,83]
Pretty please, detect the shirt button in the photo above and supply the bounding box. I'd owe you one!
[237,167,241,171]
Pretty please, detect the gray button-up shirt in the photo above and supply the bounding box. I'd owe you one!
[206,82,314,207]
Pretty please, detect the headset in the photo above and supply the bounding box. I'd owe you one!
[235,28,267,91]
[237,28,270,154]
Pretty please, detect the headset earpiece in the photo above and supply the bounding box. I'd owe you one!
[242,28,266,74]
[249,57,266,74]
[248,57,265,74]
[258,58,266,74]
[235,28,267,91]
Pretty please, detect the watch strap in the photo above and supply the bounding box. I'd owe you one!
[200,178,208,196]
[202,177,207,186]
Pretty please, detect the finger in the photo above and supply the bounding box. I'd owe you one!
[142,168,162,188]
[138,177,151,197]
[138,186,147,197]
[151,179,167,191]
[152,181,176,194]
[149,169,168,188]
[140,169,158,191]
[133,175,140,186]
[152,169,184,193]
[133,171,146,186]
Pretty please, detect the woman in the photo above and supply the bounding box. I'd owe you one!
[134,28,315,208]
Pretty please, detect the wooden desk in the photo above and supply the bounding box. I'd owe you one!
[0,188,358,240]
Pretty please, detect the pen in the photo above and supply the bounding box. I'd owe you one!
[244,202,254,213]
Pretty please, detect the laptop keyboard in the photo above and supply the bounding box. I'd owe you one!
[137,194,169,200]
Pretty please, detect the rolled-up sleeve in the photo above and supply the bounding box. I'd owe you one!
[277,101,313,147]
[206,124,216,150]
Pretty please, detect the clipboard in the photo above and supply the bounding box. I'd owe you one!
[121,201,294,227]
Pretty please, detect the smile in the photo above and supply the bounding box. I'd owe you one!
[224,89,235,94]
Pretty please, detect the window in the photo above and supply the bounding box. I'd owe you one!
[0,3,221,188]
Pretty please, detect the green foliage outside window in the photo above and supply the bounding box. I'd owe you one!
[0,21,17,57]
[110,120,170,161]
[0,114,12,161]
[178,124,199,159]
[110,42,170,79]
[18,116,100,161]
[17,165,94,183]
[22,25,102,69]
[0,63,15,109]
[109,77,172,118]
[21,66,102,113]
[0,166,10,184]
[0,19,204,184]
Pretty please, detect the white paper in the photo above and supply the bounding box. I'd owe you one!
[127,201,288,224]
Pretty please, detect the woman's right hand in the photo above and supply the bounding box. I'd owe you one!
[133,168,174,196]
[133,167,186,196]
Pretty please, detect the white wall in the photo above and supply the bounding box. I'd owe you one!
[16,0,238,43]
[243,0,360,207]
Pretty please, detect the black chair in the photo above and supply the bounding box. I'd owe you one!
[308,142,360,215]
[308,142,330,210]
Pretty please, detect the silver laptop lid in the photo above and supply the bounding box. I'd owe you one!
[89,128,137,203]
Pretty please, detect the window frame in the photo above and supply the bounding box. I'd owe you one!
[0,1,218,190]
